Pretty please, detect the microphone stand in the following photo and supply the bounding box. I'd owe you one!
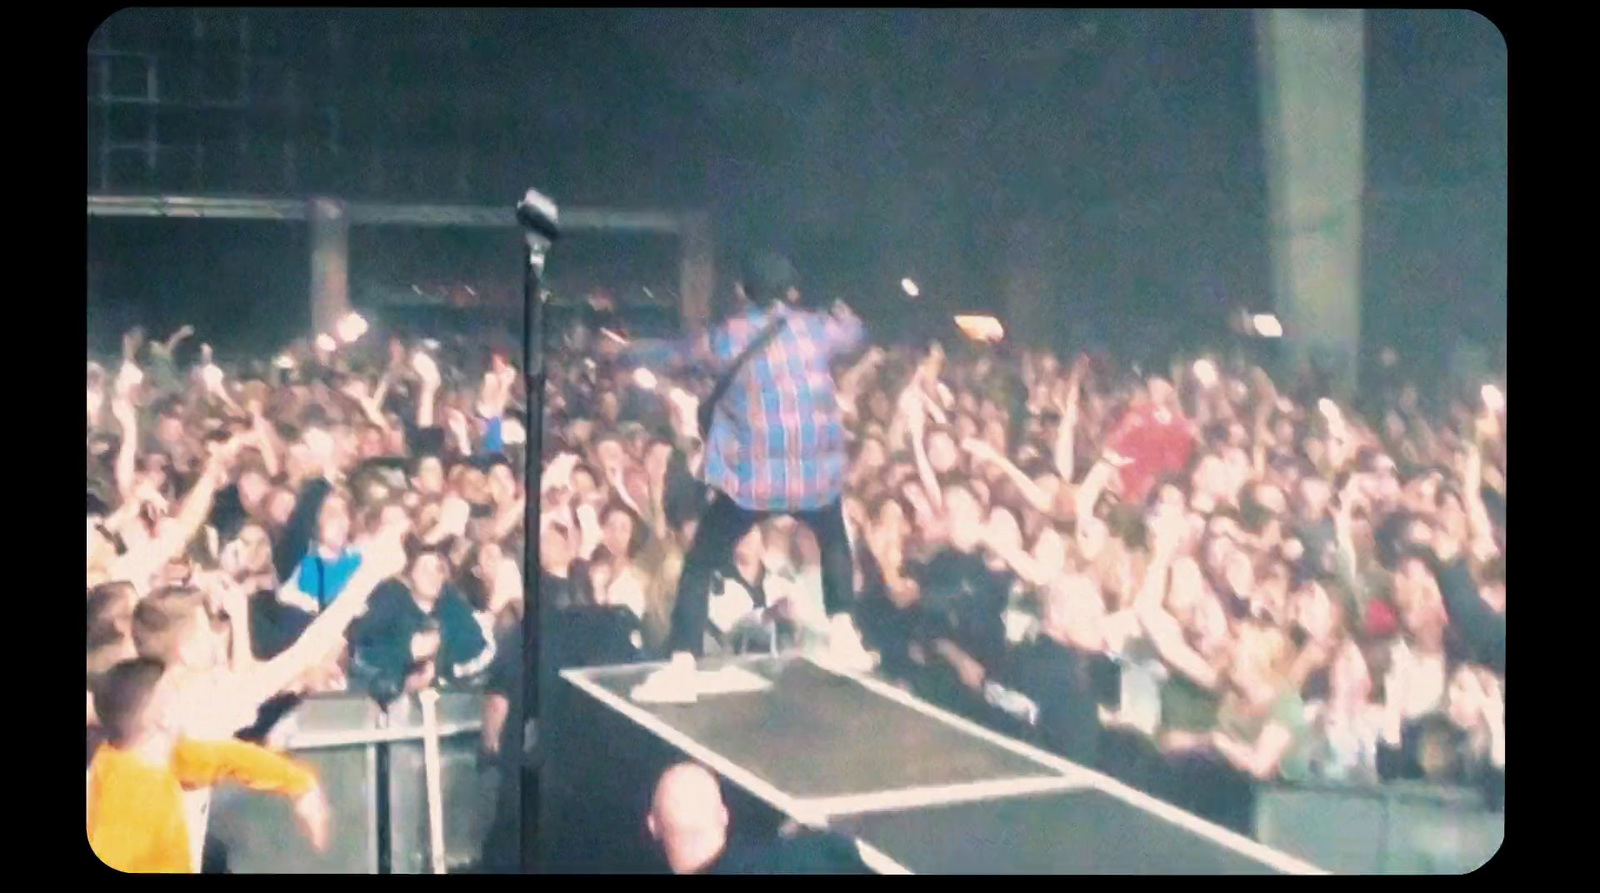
[515,188,560,874]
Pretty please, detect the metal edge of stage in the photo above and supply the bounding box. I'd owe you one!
[558,654,1330,876]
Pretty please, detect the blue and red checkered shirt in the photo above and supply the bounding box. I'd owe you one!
[624,303,864,512]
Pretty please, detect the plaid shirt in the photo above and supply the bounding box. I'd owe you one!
[625,303,864,512]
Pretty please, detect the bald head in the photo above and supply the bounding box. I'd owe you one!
[648,763,730,874]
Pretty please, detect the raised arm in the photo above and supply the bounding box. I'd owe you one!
[964,439,1054,514]
[1330,480,1369,615]
[1211,722,1295,781]
[111,398,140,504]
[1073,460,1117,554]
[978,525,1052,588]
[246,405,282,479]
[490,493,526,543]
[413,351,441,430]
[1052,363,1085,484]
[161,324,196,356]
[836,347,886,420]
[1459,440,1501,562]
[909,411,943,514]
[108,453,226,590]
[822,301,866,357]
[1429,535,1506,676]
[1133,529,1224,692]
[238,533,407,711]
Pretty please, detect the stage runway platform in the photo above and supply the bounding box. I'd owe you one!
[544,654,1326,874]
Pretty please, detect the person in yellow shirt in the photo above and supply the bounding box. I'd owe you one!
[129,528,406,871]
[86,658,329,873]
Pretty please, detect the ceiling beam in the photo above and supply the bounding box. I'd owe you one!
[87,194,691,234]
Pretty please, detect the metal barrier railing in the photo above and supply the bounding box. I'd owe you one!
[207,690,507,874]
[1254,780,1503,874]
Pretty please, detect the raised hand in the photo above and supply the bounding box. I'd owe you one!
[201,571,251,621]
[293,787,331,851]
[411,350,442,389]
[436,496,472,539]
[122,328,146,363]
[544,453,580,492]
[360,526,410,582]
[133,479,170,515]
[302,428,337,478]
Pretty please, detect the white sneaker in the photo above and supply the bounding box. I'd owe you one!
[631,652,700,704]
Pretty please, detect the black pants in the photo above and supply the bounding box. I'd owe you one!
[667,491,854,658]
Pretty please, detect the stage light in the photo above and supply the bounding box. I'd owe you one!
[1252,314,1283,338]
[901,278,920,298]
[315,334,338,353]
[954,315,1004,343]
[273,354,297,370]
[337,312,369,344]
[1192,359,1219,388]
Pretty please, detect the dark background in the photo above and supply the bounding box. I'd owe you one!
[86,9,1506,382]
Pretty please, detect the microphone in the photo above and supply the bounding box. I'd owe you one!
[516,188,562,243]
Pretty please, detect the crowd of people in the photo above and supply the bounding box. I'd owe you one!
[86,323,531,872]
[536,285,1506,837]
[84,274,1505,871]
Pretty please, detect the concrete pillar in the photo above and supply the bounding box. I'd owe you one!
[678,212,714,331]
[308,197,351,336]
[1255,9,1366,396]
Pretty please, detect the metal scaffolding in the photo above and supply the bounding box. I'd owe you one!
[87,193,716,332]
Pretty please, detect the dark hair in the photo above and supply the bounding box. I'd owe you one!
[738,252,799,306]
[93,657,169,747]
[1408,713,1466,783]
[570,463,600,489]
[408,542,454,575]
[409,452,445,479]
[1481,555,1505,586]
[150,395,183,420]
[600,501,647,559]
[1375,512,1419,571]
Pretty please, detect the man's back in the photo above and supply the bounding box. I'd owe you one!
[708,830,874,875]
[702,303,862,513]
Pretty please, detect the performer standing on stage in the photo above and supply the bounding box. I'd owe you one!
[619,253,868,666]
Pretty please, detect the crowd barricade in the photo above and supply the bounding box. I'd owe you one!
[208,690,503,874]
[1253,780,1503,874]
